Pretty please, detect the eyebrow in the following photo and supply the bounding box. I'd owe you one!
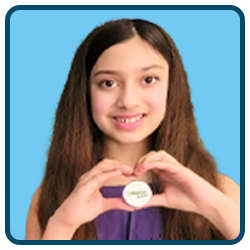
[92,65,165,78]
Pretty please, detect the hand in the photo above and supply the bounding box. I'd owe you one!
[133,150,222,215]
[53,159,134,231]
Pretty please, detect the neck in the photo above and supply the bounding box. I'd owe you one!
[103,138,151,168]
[101,136,155,186]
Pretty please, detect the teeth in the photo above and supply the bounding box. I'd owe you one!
[115,115,144,123]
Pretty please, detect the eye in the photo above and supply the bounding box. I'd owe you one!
[143,76,159,85]
[99,80,117,89]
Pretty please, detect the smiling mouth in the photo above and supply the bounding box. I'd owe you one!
[113,114,146,124]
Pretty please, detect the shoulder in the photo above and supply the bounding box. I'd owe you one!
[217,173,240,207]
[25,186,42,240]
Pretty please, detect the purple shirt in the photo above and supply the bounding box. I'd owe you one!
[94,185,163,240]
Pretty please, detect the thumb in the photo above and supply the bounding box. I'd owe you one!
[140,194,167,209]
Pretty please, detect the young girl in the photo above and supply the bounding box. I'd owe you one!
[25,18,240,240]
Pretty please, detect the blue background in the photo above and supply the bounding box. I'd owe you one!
[9,9,240,240]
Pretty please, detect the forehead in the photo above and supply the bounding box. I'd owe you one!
[91,36,169,74]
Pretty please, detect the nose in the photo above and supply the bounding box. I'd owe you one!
[116,83,140,109]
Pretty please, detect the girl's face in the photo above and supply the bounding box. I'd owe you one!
[90,36,169,145]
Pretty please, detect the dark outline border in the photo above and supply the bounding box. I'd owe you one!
[5,5,245,245]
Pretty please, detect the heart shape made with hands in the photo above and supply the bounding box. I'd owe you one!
[102,151,216,214]
[105,150,201,211]
[98,150,214,219]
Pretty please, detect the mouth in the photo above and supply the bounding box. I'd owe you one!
[113,114,146,124]
[112,113,147,130]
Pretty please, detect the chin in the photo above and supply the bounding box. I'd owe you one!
[109,133,150,145]
[116,139,144,145]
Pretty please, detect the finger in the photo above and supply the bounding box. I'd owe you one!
[79,159,131,180]
[93,160,133,176]
[135,151,157,167]
[103,198,135,212]
[134,161,182,176]
[142,150,178,164]
[79,162,133,186]
[83,169,123,196]
[154,169,172,182]
[135,151,178,172]
[140,194,167,208]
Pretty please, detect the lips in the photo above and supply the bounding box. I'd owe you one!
[113,114,146,124]
[112,113,147,130]
[114,113,146,119]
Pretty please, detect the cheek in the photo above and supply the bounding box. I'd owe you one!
[148,88,167,114]
[91,91,113,118]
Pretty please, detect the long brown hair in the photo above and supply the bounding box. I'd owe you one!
[38,19,225,240]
